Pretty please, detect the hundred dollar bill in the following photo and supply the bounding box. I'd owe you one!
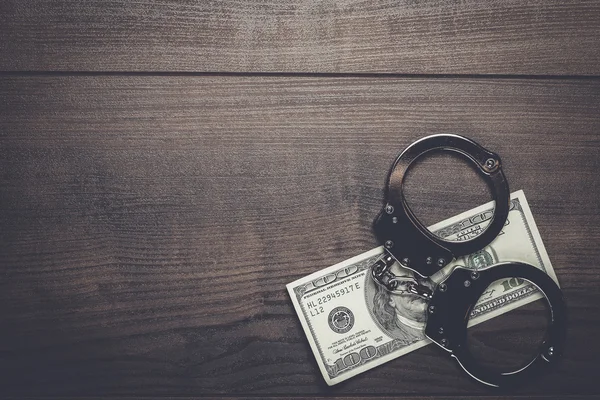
[287,190,558,385]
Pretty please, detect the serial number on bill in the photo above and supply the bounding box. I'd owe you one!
[308,282,361,307]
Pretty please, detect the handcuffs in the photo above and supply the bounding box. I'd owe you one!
[370,134,566,388]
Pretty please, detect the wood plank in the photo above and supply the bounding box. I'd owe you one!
[8,397,597,400]
[1,1,600,74]
[0,76,599,396]
[8,397,598,400]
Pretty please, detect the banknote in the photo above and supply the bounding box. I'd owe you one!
[286,190,558,385]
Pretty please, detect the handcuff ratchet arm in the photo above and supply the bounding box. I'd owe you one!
[373,134,510,278]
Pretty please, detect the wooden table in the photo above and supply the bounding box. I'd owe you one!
[1,1,599,398]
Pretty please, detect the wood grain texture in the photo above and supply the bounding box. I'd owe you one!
[8,397,597,400]
[1,0,600,74]
[0,76,599,397]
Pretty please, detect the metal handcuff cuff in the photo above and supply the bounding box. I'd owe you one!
[370,134,566,388]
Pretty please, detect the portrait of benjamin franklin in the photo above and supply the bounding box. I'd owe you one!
[367,261,433,346]
[465,246,498,270]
